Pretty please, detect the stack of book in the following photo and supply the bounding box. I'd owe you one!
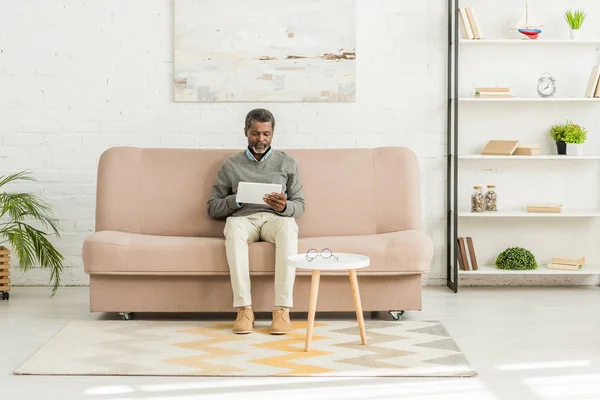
[547,256,585,271]
[474,87,512,98]
[456,237,479,271]
[480,141,541,156]
[458,8,483,40]
[585,65,600,98]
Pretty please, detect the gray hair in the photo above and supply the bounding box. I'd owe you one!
[244,108,275,132]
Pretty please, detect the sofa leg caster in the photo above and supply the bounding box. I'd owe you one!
[388,310,405,321]
[119,312,133,321]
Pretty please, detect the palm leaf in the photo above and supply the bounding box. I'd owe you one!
[0,193,61,236]
[1,222,36,267]
[0,221,64,294]
[0,171,64,295]
[0,170,36,189]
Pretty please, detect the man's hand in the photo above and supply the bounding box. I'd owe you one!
[264,192,286,212]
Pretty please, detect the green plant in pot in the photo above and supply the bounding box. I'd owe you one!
[0,171,64,295]
[564,9,587,40]
[550,120,586,155]
[495,246,538,270]
[563,123,587,156]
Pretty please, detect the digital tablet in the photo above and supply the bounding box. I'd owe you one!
[236,182,283,205]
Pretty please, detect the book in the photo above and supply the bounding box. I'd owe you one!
[475,92,513,98]
[513,145,541,156]
[585,65,600,98]
[547,263,582,271]
[456,240,467,270]
[475,90,511,94]
[457,237,470,270]
[551,256,586,266]
[481,140,520,156]
[469,8,483,39]
[475,87,510,93]
[459,8,475,39]
[466,237,479,271]
[465,8,481,39]
[526,203,562,213]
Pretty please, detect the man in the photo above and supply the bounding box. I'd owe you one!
[207,108,305,335]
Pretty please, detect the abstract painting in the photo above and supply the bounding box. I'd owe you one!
[174,0,356,102]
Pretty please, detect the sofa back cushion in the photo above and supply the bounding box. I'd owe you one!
[95,146,421,238]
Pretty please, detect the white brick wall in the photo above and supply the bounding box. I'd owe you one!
[2,0,598,288]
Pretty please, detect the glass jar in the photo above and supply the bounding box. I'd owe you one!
[485,185,497,211]
[471,186,484,212]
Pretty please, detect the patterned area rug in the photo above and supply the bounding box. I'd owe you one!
[15,320,476,377]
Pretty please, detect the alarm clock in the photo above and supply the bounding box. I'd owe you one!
[537,73,556,98]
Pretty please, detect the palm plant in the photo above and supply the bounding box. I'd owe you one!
[0,171,64,294]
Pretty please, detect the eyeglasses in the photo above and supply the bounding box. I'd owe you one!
[305,248,339,262]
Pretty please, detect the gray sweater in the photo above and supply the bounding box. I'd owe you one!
[207,148,305,219]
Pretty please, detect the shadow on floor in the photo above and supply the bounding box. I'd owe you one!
[96,311,405,322]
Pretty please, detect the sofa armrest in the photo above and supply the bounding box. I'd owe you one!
[383,230,433,274]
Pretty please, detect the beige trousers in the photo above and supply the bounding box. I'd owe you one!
[224,212,299,308]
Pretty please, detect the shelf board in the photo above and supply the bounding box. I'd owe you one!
[459,97,600,102]
[459,264,600,275]
[459,210,600,218]
[458,155,600,160]
[460,39,600,44]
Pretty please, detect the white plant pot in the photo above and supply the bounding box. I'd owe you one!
[566,143,584,156]
[570,29,581,40]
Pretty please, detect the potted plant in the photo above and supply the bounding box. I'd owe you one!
[550,120,569,154]
[495,246,538,270]
[550,120,586,155]
[0,171,64,295]
[564,123,587,156]
[564,9,587,39]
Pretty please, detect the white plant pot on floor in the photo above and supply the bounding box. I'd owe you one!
[566,143,584,156]
[570,29,581,40]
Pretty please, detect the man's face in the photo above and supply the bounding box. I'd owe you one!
[245,121,273,154]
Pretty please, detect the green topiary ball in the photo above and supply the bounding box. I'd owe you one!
[495,247,538,270]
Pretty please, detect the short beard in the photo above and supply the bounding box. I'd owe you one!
[252,145,267,154]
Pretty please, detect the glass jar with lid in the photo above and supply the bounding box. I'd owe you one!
[471,186,484,212]
[485,185,497,211]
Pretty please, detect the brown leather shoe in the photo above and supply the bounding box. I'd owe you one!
[269,307,291,335]
[233,307,254,334]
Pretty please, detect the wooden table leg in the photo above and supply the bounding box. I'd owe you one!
[305,269,321,352]
[349,268,367,345]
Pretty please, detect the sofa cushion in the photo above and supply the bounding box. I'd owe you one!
[83,230,433,275]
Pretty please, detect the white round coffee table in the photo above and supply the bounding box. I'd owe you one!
[288,253,370,352]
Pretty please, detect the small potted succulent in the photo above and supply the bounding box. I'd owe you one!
[564,9,587,40]
[495,246,538,271]
[550,120,586,156]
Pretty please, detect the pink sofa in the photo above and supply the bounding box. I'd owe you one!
[83,146,433,317]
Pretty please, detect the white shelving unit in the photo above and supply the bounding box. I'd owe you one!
[447,2,600,291]
[459,265,600,275]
